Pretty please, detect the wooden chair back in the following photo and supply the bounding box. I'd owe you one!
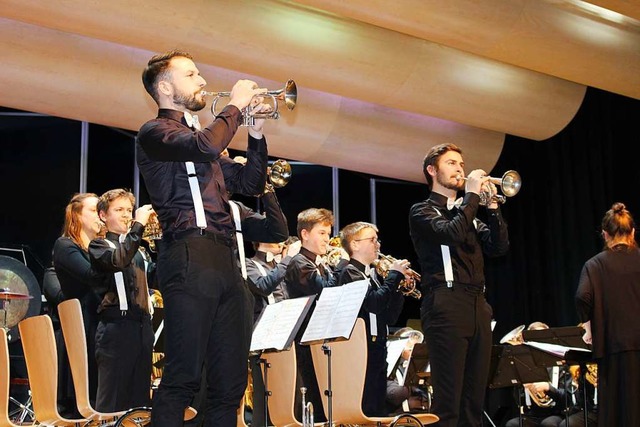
[18,315,87,426]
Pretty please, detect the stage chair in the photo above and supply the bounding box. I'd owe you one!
[310,318,439,426]
[1,328,35,427]
[260,347,325,427]
[57,299,196,426]
[18,314,89,426]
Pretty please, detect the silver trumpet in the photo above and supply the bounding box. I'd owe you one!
[456,170,522,206]
[300,387,314,427]
[201,80,297,127]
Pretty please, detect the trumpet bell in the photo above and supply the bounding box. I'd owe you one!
[274,79,297,111]
[500,170,522,197]
[269,159,292,188]
[500,324,525,345]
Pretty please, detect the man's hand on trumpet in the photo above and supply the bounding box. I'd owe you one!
[228,79,266,111]
[464,169,488,196]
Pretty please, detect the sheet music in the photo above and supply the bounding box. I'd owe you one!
[525,341,590,358]
[250,296,312,352]
[301,279,369,343]
[386,338,409,377]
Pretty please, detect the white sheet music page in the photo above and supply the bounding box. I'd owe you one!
[524,341,590,358]
[250,296,312,352]
[386,338,409,378]
[301,279,369,344]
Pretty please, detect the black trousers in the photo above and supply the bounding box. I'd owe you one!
[363,338,387,416]
[151,234,253,427]
[421,284,492,427]
[95,312,153,412]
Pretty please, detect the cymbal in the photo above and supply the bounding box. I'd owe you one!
[0,290,33,300]
[0,255,42,339]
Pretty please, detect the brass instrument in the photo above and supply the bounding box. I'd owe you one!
[456,170,522,206]
[500,324,555,407]
[300,387,314,427]
[142,213,162,252]
[326,236,345,268]
[569,364,598,388]
[373,253,422,299]
[499,324,525,345]
[203,80,297,127]
[268,159,292,188]
[524,383,555,408]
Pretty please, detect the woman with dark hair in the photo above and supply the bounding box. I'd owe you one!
[576,202,640,426]
[52,193,103,410]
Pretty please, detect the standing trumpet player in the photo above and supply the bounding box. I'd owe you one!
[336,221,407,416]
[137,50,272,427]
[409,143,509,426]
[88,189,155,412]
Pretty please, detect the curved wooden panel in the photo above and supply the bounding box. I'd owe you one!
[292,0,640,100]
[0,18,505,183]
[0,0,585,140]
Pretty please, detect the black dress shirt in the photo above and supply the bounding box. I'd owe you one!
[88,222,148,313]
[246,251,292,322]
[136,107,267,238]
[285,247,337,298]
[409,191,509,289]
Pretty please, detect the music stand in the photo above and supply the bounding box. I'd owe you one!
[251,296,315,427]
[403,343,430,389]
[489,345,550,427]
[522,326,589,350]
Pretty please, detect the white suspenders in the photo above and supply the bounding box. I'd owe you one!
[104,236,128,312]
[251,259,276,304]
[432,206,479,288]
[184,161,247,280]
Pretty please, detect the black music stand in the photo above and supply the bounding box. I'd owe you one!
[564,350,596,427]
[522,326,589,350]
[489,345,550,427]
[403,343,430,389]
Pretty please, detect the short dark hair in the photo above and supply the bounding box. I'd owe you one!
[97,189,135,215]
[296,208,333,238]
[422,143,462,188]
[142,49,193,103]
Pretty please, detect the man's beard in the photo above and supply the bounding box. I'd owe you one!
[435,168,464,191]
[173,91,206,112]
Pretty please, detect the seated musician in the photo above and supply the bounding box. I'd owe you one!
[386,328,431,415]
[504,322,598,427]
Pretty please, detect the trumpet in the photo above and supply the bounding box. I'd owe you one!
[300,387,314,427]
[456,170,522,206]
[373,253,422,299]
[142,213,163,252]
[268,159,292,188]
[202,80,297,127]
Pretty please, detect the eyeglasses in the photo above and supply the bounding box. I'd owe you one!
[354,236,381,244]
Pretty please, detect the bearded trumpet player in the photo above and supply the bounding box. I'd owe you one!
[409,143,510,427]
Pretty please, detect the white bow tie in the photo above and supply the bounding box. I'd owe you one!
[447,197,463,210]
[184,112,201,130]
[364,265,372,277]
[315,255,327,266]
[265,252,282,264]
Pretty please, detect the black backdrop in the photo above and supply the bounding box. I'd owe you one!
[1,87,639,340]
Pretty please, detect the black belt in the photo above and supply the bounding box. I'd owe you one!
[162,229,234,246]
[99,307,150,322]
[428,282,485,294]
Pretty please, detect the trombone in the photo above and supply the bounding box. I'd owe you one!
[456,170,522,206]
[202,80,297,127]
